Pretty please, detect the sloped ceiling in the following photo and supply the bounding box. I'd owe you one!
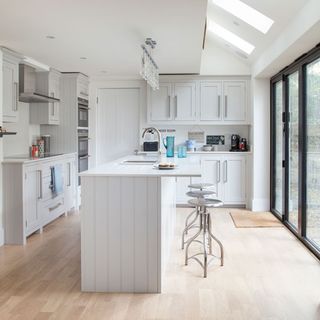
[204,0,309,69]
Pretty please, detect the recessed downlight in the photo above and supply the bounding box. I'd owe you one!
[80,57,87,60]
[101,70,108,73]
[46,35,56,39]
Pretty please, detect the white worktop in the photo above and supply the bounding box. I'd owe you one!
[3,153,77,164]
[80,154,201,177]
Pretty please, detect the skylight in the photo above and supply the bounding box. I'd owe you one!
[212,0,274,34]
[207,20,255,55]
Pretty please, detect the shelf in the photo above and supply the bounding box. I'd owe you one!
[0,132,17,138]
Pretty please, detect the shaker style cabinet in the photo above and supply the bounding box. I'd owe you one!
[173,82,196,121]
[3,154,77,245]
[223,81,246,122]
[30,69,61,125]
[176,154,247,206]
[148,82,196,123]
[149,83,172,121]
[24,165,42,236]
[147,78,249,124]
[199,82,222,121]
[2,51,20,123]
[200,80,247,123]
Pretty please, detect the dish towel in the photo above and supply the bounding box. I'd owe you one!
[50,164,64,197]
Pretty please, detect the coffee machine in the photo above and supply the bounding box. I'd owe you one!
[230,134,240,151]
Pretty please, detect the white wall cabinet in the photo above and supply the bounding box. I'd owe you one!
[173,82,196,121]
[149,83,171,121]
[30,69,61,125]
[147,78,249,125]
[2,51,20,123]
[3,154,77,245]
[148,82,196,123]
[176,154,247,206]
[223,81,246,122]
[199,80,247,123]
[200,81,222,121]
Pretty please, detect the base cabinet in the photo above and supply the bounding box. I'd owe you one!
[176,154,247,206]
[24,166,42,236]
[3,154,77,245]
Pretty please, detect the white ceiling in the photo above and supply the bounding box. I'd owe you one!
[206,0,309,63]
[0,0,207,78]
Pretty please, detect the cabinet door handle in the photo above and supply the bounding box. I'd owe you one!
[168,96,171,118]
[38,170,43,200]
[51,92,55,116]
[223,160,228,182]
[224,96,228,118]
[218,95,221,118]
[175,95,178,119]
[13,82,19,111]
[49,202,62,212]
[67,162,71,187]
[217,160,221,183]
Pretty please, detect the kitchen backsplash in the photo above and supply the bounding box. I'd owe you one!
[142,125,250,151]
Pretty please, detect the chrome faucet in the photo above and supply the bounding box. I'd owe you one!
[142,127,162,155]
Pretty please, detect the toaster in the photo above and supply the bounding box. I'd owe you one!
[143,141,159,152]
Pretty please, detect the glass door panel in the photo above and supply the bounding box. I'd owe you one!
[306,57,320,247]
[287,72,299,229]
[273,81,283,215]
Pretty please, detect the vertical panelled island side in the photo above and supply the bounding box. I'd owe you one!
[80,154,201,293]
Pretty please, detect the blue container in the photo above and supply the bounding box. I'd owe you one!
[163,136,175,157]
[178,145,187,158]
[186,139,196,151]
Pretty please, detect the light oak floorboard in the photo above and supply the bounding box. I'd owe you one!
[0,209,319,320]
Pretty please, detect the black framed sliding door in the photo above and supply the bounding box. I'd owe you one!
[306,56,320,249]
[271,44,320,259]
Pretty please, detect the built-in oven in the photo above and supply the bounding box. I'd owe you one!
[78,129,89,185]
[78,97,89,128]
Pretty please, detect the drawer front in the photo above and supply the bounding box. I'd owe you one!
[42,196,65,226]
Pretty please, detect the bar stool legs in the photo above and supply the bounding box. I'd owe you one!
[181,208,199,249]
[185,205,223,278]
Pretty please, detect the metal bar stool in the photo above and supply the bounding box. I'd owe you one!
[185,198,224,278]
[181,189,215,249]
[184,183,216,232]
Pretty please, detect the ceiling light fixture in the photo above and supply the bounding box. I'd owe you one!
[207,20,255,55]
[140,38,159,90]
[80,57,87,60]
[46,35,55,39]
[212,0,274,34]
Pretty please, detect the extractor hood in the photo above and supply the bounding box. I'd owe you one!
[19,64,60,103]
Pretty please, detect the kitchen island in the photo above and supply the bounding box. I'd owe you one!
[80,154,201,293]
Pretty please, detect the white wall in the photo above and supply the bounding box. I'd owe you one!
[0,50,3,245]
[201,41,251,76]
[251,78,270,211]
[3,103,40,156]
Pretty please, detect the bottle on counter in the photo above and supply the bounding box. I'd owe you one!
[31,145,39,158]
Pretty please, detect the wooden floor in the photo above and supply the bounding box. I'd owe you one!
[0,208,319,320]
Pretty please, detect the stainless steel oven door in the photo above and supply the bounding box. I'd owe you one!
[78,98,89,128]
[78,137,89,157]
